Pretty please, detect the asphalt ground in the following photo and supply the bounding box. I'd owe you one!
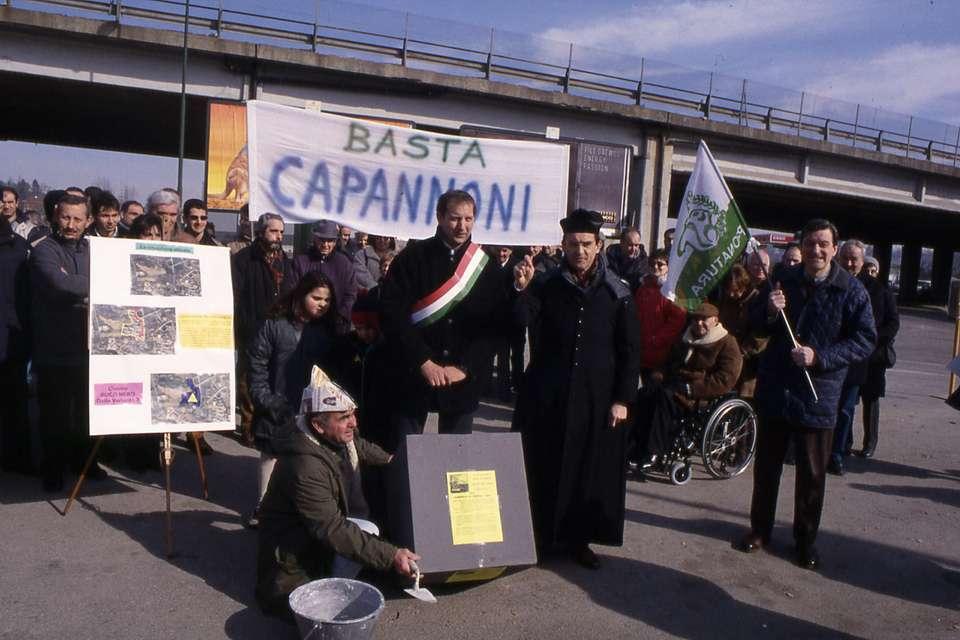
[1,307,958,639]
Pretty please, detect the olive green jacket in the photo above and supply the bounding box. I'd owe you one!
[255,428,395,614]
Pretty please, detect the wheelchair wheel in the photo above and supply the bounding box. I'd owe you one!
[700,398,758,479]
[669,460,692,485]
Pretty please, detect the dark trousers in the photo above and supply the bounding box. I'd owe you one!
[493,329,526,398]
[392,410,474,437]
[35,364,96,478]
[0,359,32,471]
[860,395,880,452]
[749,416,833,548]
[831,384,860,464]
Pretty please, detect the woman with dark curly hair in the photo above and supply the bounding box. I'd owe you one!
[245,271,338,527]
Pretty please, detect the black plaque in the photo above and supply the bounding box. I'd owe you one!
[570,142,630,228]
[388,433,537,583]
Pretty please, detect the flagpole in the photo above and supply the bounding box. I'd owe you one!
[748,238,819,403]
[177,0,190,197]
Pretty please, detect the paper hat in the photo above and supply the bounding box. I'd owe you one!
[299,366,357,415]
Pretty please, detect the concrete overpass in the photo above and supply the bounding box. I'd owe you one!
[2,3,960,303]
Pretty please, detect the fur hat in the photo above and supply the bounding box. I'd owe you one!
[560,209,603,235]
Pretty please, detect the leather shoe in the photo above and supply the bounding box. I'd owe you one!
[736,532,767,553]
[796,545,820,570]
[827,459,845,476]
[859,446,875,459]
[572,545,601,570]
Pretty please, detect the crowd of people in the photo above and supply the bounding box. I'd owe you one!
[0,181,901,617]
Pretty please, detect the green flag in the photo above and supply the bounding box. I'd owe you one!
[662,141,750,311]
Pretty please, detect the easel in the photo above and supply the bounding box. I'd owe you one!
[62,431,210,557]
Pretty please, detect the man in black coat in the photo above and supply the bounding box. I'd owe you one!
[379,189,510,436]
[233,213,293,444]
[513,209,641,570]
[0,216,32,475]
[604,226,647,291]
[738,219,875,570]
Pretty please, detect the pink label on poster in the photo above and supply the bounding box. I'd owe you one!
[94,382,143,406]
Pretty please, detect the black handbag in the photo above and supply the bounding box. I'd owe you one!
[881,339,897,369]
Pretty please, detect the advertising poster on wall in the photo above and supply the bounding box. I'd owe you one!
[87,237,236,436]
[206,101,249,212]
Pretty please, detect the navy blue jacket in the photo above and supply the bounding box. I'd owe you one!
[0,220,30,363]
[29,233,90,367]
[750,262,876,429]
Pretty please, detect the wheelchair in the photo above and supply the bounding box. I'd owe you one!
[649,393,758,486]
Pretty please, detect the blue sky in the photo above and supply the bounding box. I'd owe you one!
[4,0,959,201]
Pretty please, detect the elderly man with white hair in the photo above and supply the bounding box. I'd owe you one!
[145,189,181,241]
[255,366,419,617]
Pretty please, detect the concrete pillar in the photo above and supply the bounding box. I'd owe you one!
[898,243,922,305]
[931,245,955,306]
[634,132,674,252]
[872,242,893,286]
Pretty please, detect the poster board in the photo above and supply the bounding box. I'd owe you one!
[87,237,236,436]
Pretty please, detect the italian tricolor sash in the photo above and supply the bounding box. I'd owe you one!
[410,243,489,327]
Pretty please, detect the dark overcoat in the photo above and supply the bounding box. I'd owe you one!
[232,242,293,347]
[859,273,900,399]
[512,257,641,548]
[379,234,510,416]
[0,220,30,363]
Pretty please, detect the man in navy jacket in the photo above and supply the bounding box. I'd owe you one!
[737,218,875,570]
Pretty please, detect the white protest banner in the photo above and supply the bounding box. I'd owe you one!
[87,237,235,436]
[247,100,569,244]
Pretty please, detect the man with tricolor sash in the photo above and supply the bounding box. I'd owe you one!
[379,189,512,437]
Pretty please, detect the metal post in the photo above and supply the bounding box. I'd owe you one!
[113,0,122,24]
[954,126,960,167]
[635,57,645,106]
[853,104,860,148]
[905,116,914,158]
[765,107,773,131]
[876,130,884,152]
[704,72,713,119]
[824,119,831,141]
[738,78,747,126]
[796,92,805,136]
[177,0,189,198]
[216,0,223,38]
[400,13,409,66]
[563,43,573,93]
[311,0,319,52]
[485,28,494,80]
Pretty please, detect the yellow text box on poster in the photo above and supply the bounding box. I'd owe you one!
[178,314,234,349]
[446,470,503,545]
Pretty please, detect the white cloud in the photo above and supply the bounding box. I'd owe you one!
[802,43,960,125]
[540,0,853,57]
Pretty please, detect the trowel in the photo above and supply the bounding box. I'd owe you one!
[404,561,437,603]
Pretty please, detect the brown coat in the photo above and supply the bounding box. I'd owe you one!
[665,323,743,405]
[718,288,769,398]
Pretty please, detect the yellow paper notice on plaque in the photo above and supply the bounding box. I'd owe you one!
[178,315,234,349]
[446,470,503,545]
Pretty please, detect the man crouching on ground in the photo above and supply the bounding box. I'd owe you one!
[256,366,418,616]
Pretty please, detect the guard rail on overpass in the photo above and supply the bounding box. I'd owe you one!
[7,0,960,168]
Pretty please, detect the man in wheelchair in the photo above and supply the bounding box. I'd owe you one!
[637,302,743,474]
